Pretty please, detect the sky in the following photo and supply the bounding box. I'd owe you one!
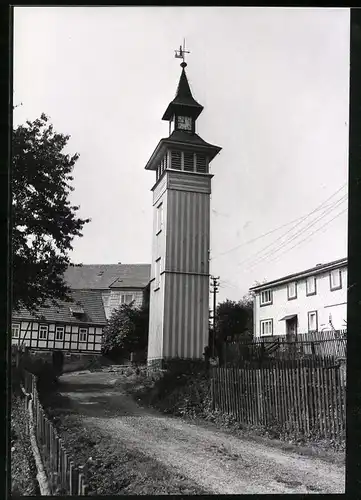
[13,7,350,304]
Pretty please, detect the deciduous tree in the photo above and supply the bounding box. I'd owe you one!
[215,295,253,343]
[102,303,149,360]
[12,113,90,312]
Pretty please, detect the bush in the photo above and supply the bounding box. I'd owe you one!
[130,359,212,419]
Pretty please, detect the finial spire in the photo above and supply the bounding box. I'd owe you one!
[174,38,190,67]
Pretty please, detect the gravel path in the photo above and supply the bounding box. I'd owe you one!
[57,371,345,495]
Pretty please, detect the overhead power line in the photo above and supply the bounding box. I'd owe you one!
[254,207,348,270]
[235,186,347,270]
[243,193,347,271]
[211,183,347,261]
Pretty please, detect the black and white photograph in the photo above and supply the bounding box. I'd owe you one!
[10,6,349,496]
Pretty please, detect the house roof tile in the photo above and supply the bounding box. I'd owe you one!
[63,264,151,290]
[12,290,107,326]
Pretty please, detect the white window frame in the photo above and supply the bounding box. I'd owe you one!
[306,276,316,296]
[260,319,273,336]
[260,289,272,306]
[330,269,342,291]
[120,294,135,305]
[79,328,88,342]
[156,202,164,234]
[55,326,64,341]
[12,323,20,338]
[308,311,318,332]
[39,325,48,340]
[287,281,297,300]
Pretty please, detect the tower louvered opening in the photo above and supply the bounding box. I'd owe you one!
[196,154,208,173]
[171,150,182,170]
[183,152,195,172]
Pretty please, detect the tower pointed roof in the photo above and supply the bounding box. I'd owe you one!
[162,63,204,121]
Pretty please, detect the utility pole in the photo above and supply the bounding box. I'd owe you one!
[210,276,220,357]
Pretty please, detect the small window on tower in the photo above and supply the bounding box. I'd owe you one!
[155,258,161,289]
[196,154,208,173]
[171,150,182,170]
[183,152,194,172]
[156,202,163,233]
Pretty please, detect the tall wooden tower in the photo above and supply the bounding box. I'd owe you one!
[145,45,221,368]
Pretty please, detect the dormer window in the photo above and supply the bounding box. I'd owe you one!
[70,304,84,317]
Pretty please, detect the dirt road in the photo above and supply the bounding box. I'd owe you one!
[55,370,345,495]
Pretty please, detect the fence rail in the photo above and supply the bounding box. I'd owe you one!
[211,361,346,443]
[22,370,89,496]
[224,330,347,366]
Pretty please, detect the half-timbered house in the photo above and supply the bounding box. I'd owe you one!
[11,290,107,353]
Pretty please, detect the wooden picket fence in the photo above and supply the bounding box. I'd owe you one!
[211,361,346,443]
[23,370,89,495]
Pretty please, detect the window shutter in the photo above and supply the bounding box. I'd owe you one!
[171,150,182,170]
[183,152,194,172]
[196,154,207,173]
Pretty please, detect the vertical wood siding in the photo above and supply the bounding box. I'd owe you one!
[147,169,211,362]
[163,273,209,359]
[165,189,210,273]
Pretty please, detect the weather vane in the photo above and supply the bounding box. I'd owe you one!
[175,38,190,67]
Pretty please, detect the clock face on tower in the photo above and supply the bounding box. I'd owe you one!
[177,115,192,131]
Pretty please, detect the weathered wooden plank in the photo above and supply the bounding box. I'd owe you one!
[319,366,328,439]
[331,367,340,442]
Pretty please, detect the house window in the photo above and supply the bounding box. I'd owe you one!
[287,281,297,300]
[79,328,88,342]
[120,294,135,305]
[308,311,318,332]
[39,325,48,340]
[155,258,161,289]
[260,319,273,336]
[12,324,20,338]
[260,289,272,306]
[306,276,316,296]
[156,202,164,233]
[330,269,342,291]
[55,326,64,341]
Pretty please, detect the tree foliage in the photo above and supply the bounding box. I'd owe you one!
[12,113,90,312]
[215,295,253,343]
[102,303,149,360]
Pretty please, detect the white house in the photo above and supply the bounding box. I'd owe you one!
[249,258,347,338]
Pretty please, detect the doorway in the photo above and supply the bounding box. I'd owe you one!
[285,316,297,341]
